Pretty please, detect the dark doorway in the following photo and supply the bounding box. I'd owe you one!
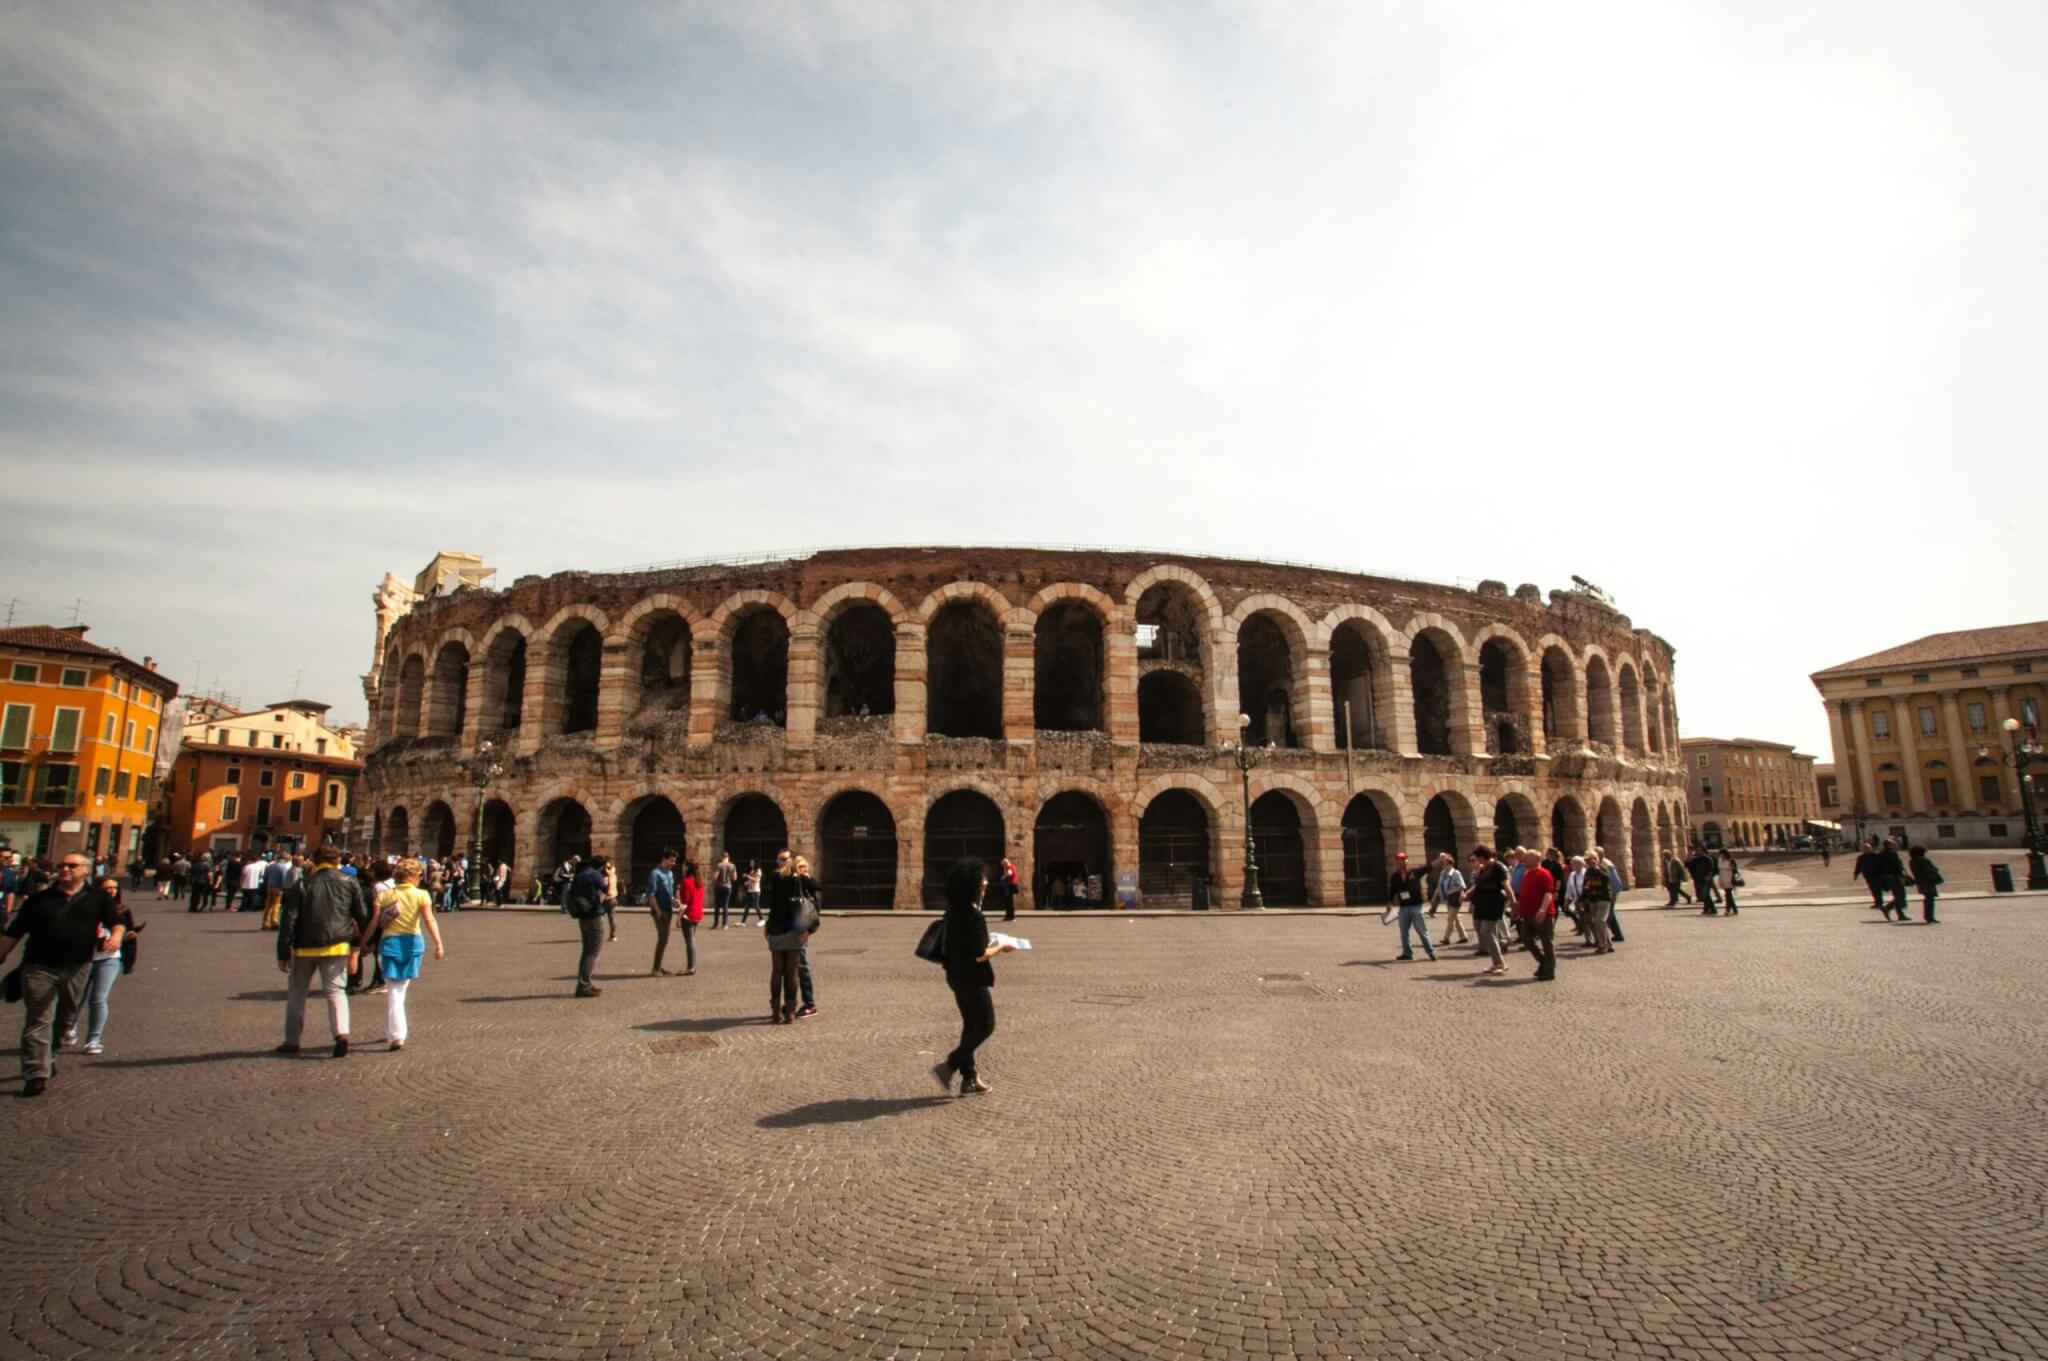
[722,795,788,883]
[1492,798,1522,856]
[1138,790,1209,908]
[545,800,592,867]
[562,624,602,734]
[1541,646,1575,744]
[926,601,1003,738]
[394,656,425,739]
[1423,795,1457,864]
[1341,795,1389,906]
[1033,792,1111,907]
[431,643,470,739]
[1236,613,1298,747]
[730,610,790,724]
[1551,798,1587,856]
[1410,636,1453,756]
[1033,602,1104,731]
[628,797,686,901]
[1137,670,1205,744]
[481,799,515,869]
[824,605,896,717]
[1250,792,1306,906]
[921,790,1005,907]
[497,636,526,730]
[385,806,410,856]
[818,791,897,908]
[638,614,692,714]
[1330,624,1384,749]
[420,802,457,859]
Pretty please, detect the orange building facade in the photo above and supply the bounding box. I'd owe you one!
[164,739,362,857]
[0,625,179,865]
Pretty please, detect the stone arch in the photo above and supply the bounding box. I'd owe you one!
[1231,597,1315,748]
[1031,586,1112,733]
[1137,574,1221,744]
[1033,788,1115,907]
[1492,790,1542,855]
[384,804,411,856]
[427,638,471,740]
[809,581,913,629]
[616,790,688,895]
[1419,788,1479,863]
[816,788,899,908]
[921,787,1008,908]
[479,797,516,876]
[1406,626,1468,756]
[1631,797,1656,886]
[1640,659,1668,755]
[1583,648,1619,748]
[1123,563,1224,621]
[1617,659,1646,756]
[725,606,792,725]
[916,580,1018,625]
[925,593,1006,738]
[1325,606,1401,752]
[1246,773,1328,906]
[419,799,457,858]
[392,652,427,741]
[1472,624,1535,757]
[1138,785,1217,908]
[1595,795,1626,863]
[1551,794,1590,857]
[536,795,594,870]
[476,615,534,735]
[529,605,610,738]
[820,600,897,718]
[609,596,707,732]
[1538,636,1583,746]
[717,792,790,881]
[1341,789,1402,905]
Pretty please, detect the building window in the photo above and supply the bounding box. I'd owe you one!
[2018,662,2034,674]
[1937,824,1956,838]
[103,714,116,743]
[221,794,238,821]
[9,663,36,683]
[50,707,82,753]
[326,782,341,809]
[59,668,87,687]
[114,770,131,799]
[1969,702,1987,731]
[2027,699,2041,728]
[1912,672,1930,684]
[248,730,260,747]
[123,720,135,748]
[1928,777,1950,804]
[1881,779,1902,804]
[1919,707,1937,736]
[1865,677,1884,687]
[0,761,20,802]
[254,797,272,826]
[1992,822,2010,837]
[289,771,305,791]
[259,769,275,787]
[33,763,78,804]
[0,703,29,750]
[225,765,242,785]
[142,726,153,753]
[1981,775,2003,803]
[272,734,285,749]
[135,775,150,804]
[1961,666,1979,678]
[93,766,111,796]
[1696,754,1709,768]
[1889,824,1907,840]
[1703,798,1714,811]
[315,738,327,755]
[1872,711,1891,739]
[287,799,302,823]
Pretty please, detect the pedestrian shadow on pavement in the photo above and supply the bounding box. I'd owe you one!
[635,1016,771,1033]
[758,1096,952,1128]
[458,994,574,1003]
[230,990,289,1002]
[89,1049,278,1069]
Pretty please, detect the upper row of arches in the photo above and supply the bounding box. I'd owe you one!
[376,569,1679,763]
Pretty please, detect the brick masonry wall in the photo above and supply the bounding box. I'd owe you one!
[363,549,1688,903]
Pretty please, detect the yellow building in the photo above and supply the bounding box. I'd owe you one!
[1680,737,1822,849]
[186,698,359,761]
[0,625,180,864]
[1811,620,2048,848]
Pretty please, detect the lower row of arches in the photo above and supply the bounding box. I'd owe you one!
[374,787,1690,910]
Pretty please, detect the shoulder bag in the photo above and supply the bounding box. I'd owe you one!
[793,882,821,935]
[914,918,947,964]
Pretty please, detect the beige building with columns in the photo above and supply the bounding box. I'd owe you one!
[1811,621,2048,849]
[1680,738,1820,849]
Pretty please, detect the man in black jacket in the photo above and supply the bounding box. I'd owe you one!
[1851,840,1884,911]
[1,853,125,1096]
[1872,838,1911,922]
[275,844,371,1057]
[1686,845,1718,914]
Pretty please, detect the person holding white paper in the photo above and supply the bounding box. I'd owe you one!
[930,858,1014,1096]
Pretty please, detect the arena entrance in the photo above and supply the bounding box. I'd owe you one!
[818,791,897,909]
[1034,792,1111,907]
[922,790,1005,908]
[1250,792,1306,906]
[1138,790,1209,908]
[721,795,788,883]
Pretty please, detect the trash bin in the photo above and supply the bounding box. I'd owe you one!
[1191,873,1210,911]
[1991,863,2015,893]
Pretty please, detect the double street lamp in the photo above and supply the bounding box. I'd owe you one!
[465,739,504,905]
[1228,712,1264,910]
[1982,717,2047,890]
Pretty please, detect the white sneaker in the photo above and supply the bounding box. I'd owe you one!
[82,1041,103,1055]
[60,1027,77,1047]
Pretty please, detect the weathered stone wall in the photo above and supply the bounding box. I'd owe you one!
[362,549,1689,903]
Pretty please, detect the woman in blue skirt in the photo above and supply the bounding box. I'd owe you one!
[372,858,445,1050]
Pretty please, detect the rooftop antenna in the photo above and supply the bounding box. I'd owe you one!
[66,597,86,625]
[291,667,307,698]
[3,598,17,627]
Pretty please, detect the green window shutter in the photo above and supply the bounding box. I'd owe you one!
[51,708,80,752]
[0,704,27,749]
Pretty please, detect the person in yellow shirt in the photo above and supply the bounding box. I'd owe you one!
[372,858,445,1052]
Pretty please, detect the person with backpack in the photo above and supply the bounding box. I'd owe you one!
[568,856,610,998]
[1907,845,1943,923]
[929,857,1016,1096]
[1429,852,1469,945]
[1579,850,1616,953]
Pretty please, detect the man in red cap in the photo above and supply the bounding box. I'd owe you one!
[1513,848,1558,981]
[1386,851,1433,961]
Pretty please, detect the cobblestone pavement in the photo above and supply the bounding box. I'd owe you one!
[8,893,2048,1360]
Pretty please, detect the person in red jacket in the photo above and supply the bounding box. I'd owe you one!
[1514,848,1558,982]
[677,860,704,975]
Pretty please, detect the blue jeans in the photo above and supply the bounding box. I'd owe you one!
[84,956,121,1044]
[739,890,761,923]
[798,943,815,1007]
[713,884,732,928]
[1398,905,1434,958]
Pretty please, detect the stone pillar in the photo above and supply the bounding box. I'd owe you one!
[1990,686,2017,806]
[1847,700,1879,822]
[1940,690,1971,809]
[1825,699,1853,804]
[1893,691,1926,814]
[1312,821,1345,907]
[1390,643,1419,756]
[893,621,927,744]
[1111,800,1139,907]
[1105,606,1140,745]
[595,641,634,748]
[785,624,821,748]
[1003,624,1035,744]
[460,661,489,756]
[689,636,724,746]
[1302,646,1336,753]
[1210,646,1240,747]
[1449,662,1485,756]
[1520,663,1547,758]
[517,647,552,757]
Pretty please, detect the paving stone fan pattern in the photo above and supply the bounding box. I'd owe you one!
[6,899,2047,1360]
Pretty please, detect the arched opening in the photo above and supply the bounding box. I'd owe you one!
[1409,632,1457,756]
[429,642,470,739]
[385,805,410,856]
[1341,794,1390,905]
[721,795,788,880]
[1138,789,1210,908]
[1135,582,1206,666]
[921,790,1005,908]
[482,633,526,732]
[541,798,592,868]
[1596,797,1625,862]
[1478,638,1527,756]
[560,622,602,735]
[371,809,384,859]
[1034,791,1112,907]
[1541,646,1580,745]
[818,791,897,908]
[1643,676,1665,754]
[926,600,1003,739]
[1330,622,1390,750]
[1618,664,1645,755]
[420,801,457,859]
[1422,794,1459,864]
[729,609,790,724]
[1033,601,1105,732]
[635,613,693,719]
[1631,799,1655,886]
[1493,798,1524,855]
[1236,612,1301,748]
[1585,656,1617,747]
[1250,791,1307,906]
[823,604,895,718]
[1551,796,1588,856]
[624,796,686,900]
[1137,671,1206,745]
[393,656,426,740]
[480,798,515,869]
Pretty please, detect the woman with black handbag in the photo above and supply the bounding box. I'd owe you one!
[929,858,1016,1096]
[764,850,820,1024]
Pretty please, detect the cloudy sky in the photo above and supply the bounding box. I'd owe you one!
[3,1,2041,754]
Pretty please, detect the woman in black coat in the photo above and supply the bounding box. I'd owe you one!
[930,858,1015,1096]
[764,851,819,1024]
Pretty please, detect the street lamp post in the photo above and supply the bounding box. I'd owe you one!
[465,739,504,905]
[1231,712,1264,910]
[1984,717,2047,890]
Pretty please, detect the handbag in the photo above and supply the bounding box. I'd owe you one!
[793,885,821,935]
[1,964,20,1005]
[914,918,947,963]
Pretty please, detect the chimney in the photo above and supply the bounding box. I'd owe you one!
[144,657,157,671]
[61,624,89,638]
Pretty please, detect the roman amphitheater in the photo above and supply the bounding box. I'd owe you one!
[359,548,1688,908]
